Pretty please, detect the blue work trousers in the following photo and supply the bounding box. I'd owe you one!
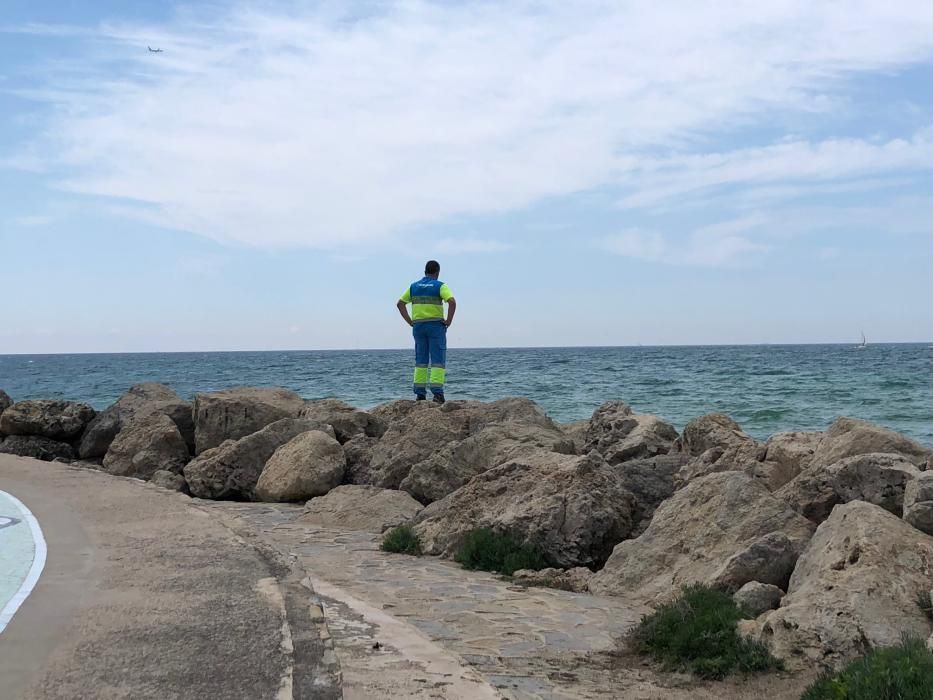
[413,321,447,397]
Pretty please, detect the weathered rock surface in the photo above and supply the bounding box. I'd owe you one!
[811,416,931,468]
[298,399,386,443]
[764,431,822,482]
[150,469,189,493]
[79,383,194,459]
[734,582,784,617]
[584,402,678,463]
[298,485,424,533]
[342,435,380,485]
[904,472,933,536]
[512,567,593,593]
[615,454,688,533]
[184,418,320,500]
[193,387,306,454]
[753,501,933,670]
[0,400,95,442]
[102,413,190,480]
[414,451,636,568]
[558,420,589,453]
[399,421,575,504]
[255,430,346,502]
[589,471,814,603]
[366,398,559,493]
[0,389,12,416]
[0,434,76,461]
[671,414,772,488]
[778,452,921,523]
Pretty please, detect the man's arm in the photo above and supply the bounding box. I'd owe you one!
[444,298,456,327]
[397,300,413,327]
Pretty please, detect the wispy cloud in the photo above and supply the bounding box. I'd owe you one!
[11,214,53,227]
[434,238,512,254]
[601,223,769,267]
[6,1,933,249]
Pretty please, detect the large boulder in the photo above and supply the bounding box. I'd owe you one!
[193,387,305,454]
[615,454,688,534]
[298,485,424,533]
[398,422,575,504]
[255,431,346,502]
[583,402,678,463]
[588,471,815,603]
[184,418,321,500]
[298,399,385,443]
[777,453,921,523]
[0,435,76,462]
[810,417,931,468]
[512,567,593,593]
[752,501,933,670]
[671,414,770,488]
[342,435,380,485]
[78,383,194,459]
[0,389,12,416]
[558,420,589,454]
[150,470,189,493]
[367,398,561,492]
[734,582,784,617]
[414,451,637,568]
[763,431,822,481]
[102,413,190,480]
[0,400,95,442]
[904,472,933,536]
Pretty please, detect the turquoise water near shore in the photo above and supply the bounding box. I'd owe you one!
[1,344,931,443]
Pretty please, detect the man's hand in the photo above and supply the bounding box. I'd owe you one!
[442,319,452,328]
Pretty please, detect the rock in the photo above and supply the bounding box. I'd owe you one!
[0,435,76,461]
[102,413,190,480]
[342,435,380,485]
[733,582,784,617]
[298,399,386,443]
[558,420,589,453]
[463,397,557,433]
[764,431,822,484]
[584,402,678,463]
[414,451,636,568]
[588,471,814,603]
[904,472,933,535]
[79,383,194,459]
[512,567,593,593]
[184,418,319,500]
[811,417,931,468]
[754,501,933,670]
[255,431,346,502]
[298,485,424,532]
[672,414,768,488]
[150,469,189,493]
[369,399,426,425]
[0,389,12,416]
[399,422,575,504]
[0,399,95,441]
[193,387,305,454]
[711,531,800,590]
[778,453,921,523]
[615,454,689,533]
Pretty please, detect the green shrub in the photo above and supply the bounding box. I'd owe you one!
[801,638,933,700]
[454,528,548,576]
[630,584,782,680]
[381,525,422,555]
[917,591,933,623]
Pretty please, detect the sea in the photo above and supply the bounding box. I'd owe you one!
[1,344,931,444]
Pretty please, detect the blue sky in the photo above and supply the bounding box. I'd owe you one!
[2,0,932,353]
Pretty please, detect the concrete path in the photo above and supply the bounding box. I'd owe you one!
[202,502,650,699]
[0,455,339,700]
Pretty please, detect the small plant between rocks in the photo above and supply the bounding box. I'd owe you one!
[454,527,548,576]
[800,637,933,700]
[630,584,782,680]
[381,525,422,555]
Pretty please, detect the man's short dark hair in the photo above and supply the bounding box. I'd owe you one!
[425,260,440,275]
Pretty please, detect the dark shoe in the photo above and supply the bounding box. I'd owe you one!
[432,394,446,404]
[416,395,427,401]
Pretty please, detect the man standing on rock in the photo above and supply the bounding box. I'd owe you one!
[397,260,457,403]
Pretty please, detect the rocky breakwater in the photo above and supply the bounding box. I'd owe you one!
[2,384,932,673]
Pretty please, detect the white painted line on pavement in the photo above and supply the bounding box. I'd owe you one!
[0,490,47,634]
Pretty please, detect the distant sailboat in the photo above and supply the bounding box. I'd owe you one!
[855,332,867,350]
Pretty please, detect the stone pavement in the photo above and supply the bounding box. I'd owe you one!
[200,501,651,699]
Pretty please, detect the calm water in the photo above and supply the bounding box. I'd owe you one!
[1,345,931,444]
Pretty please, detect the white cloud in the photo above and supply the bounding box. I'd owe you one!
[601,223,769,267]
[11,214,53,226]
[7,1,933,249]
[434,238,511,254]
